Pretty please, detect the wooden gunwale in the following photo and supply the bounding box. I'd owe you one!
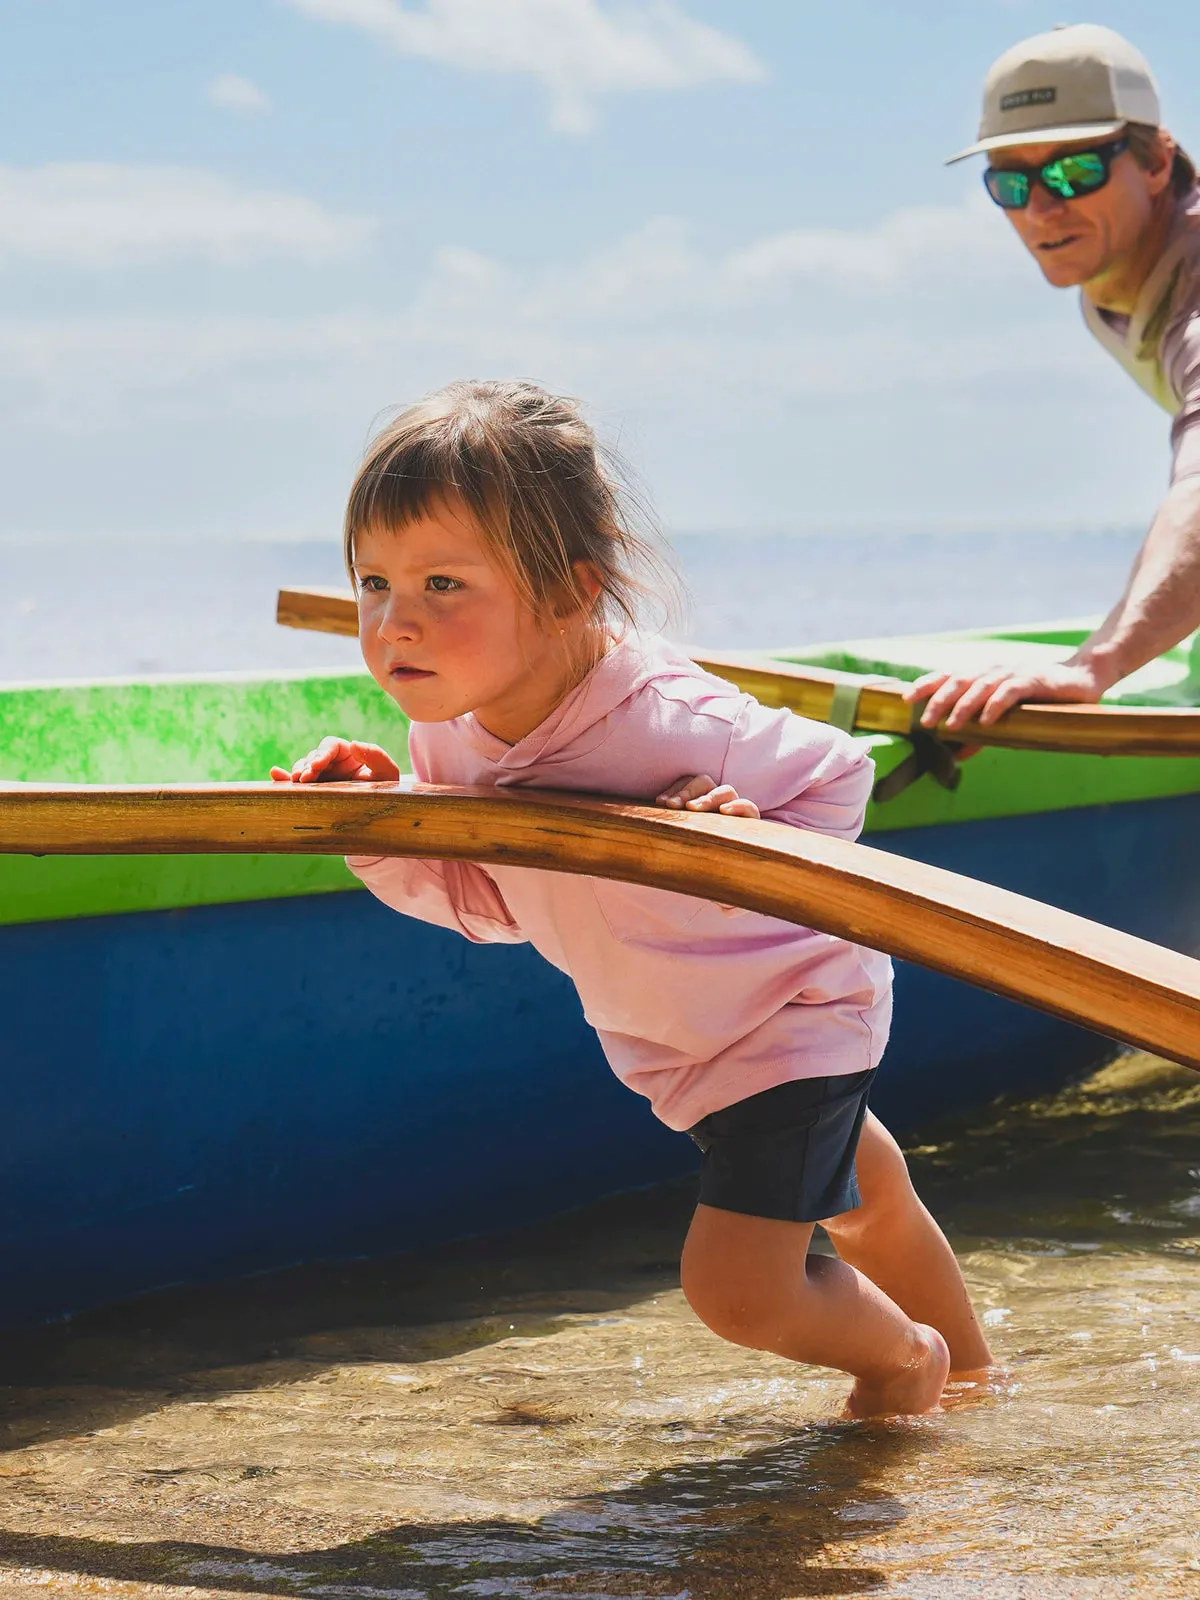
[3,779,1200,1071]
[275,585,1200,759]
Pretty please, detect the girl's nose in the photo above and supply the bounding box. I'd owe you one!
[376,598,419,644]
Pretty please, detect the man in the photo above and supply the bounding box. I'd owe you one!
[907,23,1200,735]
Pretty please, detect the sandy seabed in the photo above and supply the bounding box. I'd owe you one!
[1,1053,1198,1600]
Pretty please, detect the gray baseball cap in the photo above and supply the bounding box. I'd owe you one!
[947,23,1161,164]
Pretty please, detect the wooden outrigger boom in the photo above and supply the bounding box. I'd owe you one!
[4,780,1200,1072]
[276,585,1200,759]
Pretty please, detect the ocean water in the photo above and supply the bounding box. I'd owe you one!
[1,1054,1197,1598]
[5,524,1197,1595]
[0,527,1144,682]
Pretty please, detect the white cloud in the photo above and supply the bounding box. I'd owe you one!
[415,197,1030,325]
[282,0,765,132]
[0,195,1164,536]
[0,164,372,268]
[0,199,1080,431]
[209,73,273,113]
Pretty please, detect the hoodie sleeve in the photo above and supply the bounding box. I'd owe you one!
[343,718,527,944]
[345,855,528,945]
[719,698,874,842]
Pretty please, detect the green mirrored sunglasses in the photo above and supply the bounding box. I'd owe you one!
[984,136,1130,210]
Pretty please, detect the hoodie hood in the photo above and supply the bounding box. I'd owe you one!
[449,634,714,775]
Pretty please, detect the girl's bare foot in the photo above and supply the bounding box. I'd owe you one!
[843,1324,951,1419]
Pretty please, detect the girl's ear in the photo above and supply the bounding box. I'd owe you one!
[547,561,605,629]
[571,560,604,609]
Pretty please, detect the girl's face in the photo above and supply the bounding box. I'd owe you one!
[352,498,596,745]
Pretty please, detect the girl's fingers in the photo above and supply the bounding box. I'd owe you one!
[657,774,716,807]
[346,742,401,781]
[275,739,399,785]
[718,798,760,819]
[684,784,741,812]
[292,746,328,779]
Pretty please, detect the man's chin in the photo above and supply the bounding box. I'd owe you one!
[1034,250,1096,289]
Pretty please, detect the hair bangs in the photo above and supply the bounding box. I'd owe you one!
[343,380,683,635]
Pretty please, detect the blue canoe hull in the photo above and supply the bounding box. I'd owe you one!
[4,790,1200,1327]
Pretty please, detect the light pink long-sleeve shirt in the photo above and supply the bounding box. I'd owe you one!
[347,634,892,1131]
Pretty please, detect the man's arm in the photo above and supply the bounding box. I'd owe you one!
[906,473,1200,732]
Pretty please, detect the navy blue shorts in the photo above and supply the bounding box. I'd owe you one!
[687,1070,876,1223]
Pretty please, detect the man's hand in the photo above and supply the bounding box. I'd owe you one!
[270,738,401,784]
[904,660,1108,734]
[656,774,760,819]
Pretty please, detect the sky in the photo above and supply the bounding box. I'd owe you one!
[1,0,1197,542]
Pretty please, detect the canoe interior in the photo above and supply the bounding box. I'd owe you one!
[0,669,410,925]
[788,619,1200,832]
[4,625,1200,1326]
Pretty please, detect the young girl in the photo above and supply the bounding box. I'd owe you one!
[272,379,992,1416]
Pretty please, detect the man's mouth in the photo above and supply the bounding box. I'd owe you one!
[1037,235,1083,253]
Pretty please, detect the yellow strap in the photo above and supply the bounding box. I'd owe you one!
[827,680,863,733]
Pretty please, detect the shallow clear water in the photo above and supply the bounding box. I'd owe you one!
[1,1053,1198,1598]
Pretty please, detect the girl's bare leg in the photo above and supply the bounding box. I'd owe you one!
[821,1112,993,1375]
[681,1205,950,1417]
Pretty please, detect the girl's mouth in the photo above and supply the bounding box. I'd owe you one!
[389,665,436,682]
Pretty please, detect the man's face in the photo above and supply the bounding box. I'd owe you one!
[993,137,1167,289]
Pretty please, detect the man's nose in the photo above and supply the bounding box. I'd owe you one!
[1025,182,1069,221]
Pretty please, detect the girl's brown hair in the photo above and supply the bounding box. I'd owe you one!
[345,380,679,637]
[1126,123,1197,199]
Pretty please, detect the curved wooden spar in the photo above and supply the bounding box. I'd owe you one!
[4,780,1200,1071]
[276,584,1200,759]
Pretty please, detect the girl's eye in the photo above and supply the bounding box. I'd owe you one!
[427,574,463,594]
[358,574,388,593]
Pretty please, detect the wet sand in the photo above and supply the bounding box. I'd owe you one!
[1,1053,1198,1598]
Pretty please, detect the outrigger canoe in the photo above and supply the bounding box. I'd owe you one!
[3,614,1200,1326]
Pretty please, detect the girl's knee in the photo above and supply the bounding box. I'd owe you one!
[825,1114,917,1236]
[681,1268,791,1352]
[680,1213,810,1351]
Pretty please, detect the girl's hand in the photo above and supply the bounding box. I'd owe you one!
[656,774,760,820]
[270,738,401,784]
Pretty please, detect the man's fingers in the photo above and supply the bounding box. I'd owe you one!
[920,669,1011,730]
[977,678,1039,726]
[903,671,952,705]
[939,671,1015,732]
[918,677,979,728]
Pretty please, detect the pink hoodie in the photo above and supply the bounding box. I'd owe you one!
[348,634,892,1131]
